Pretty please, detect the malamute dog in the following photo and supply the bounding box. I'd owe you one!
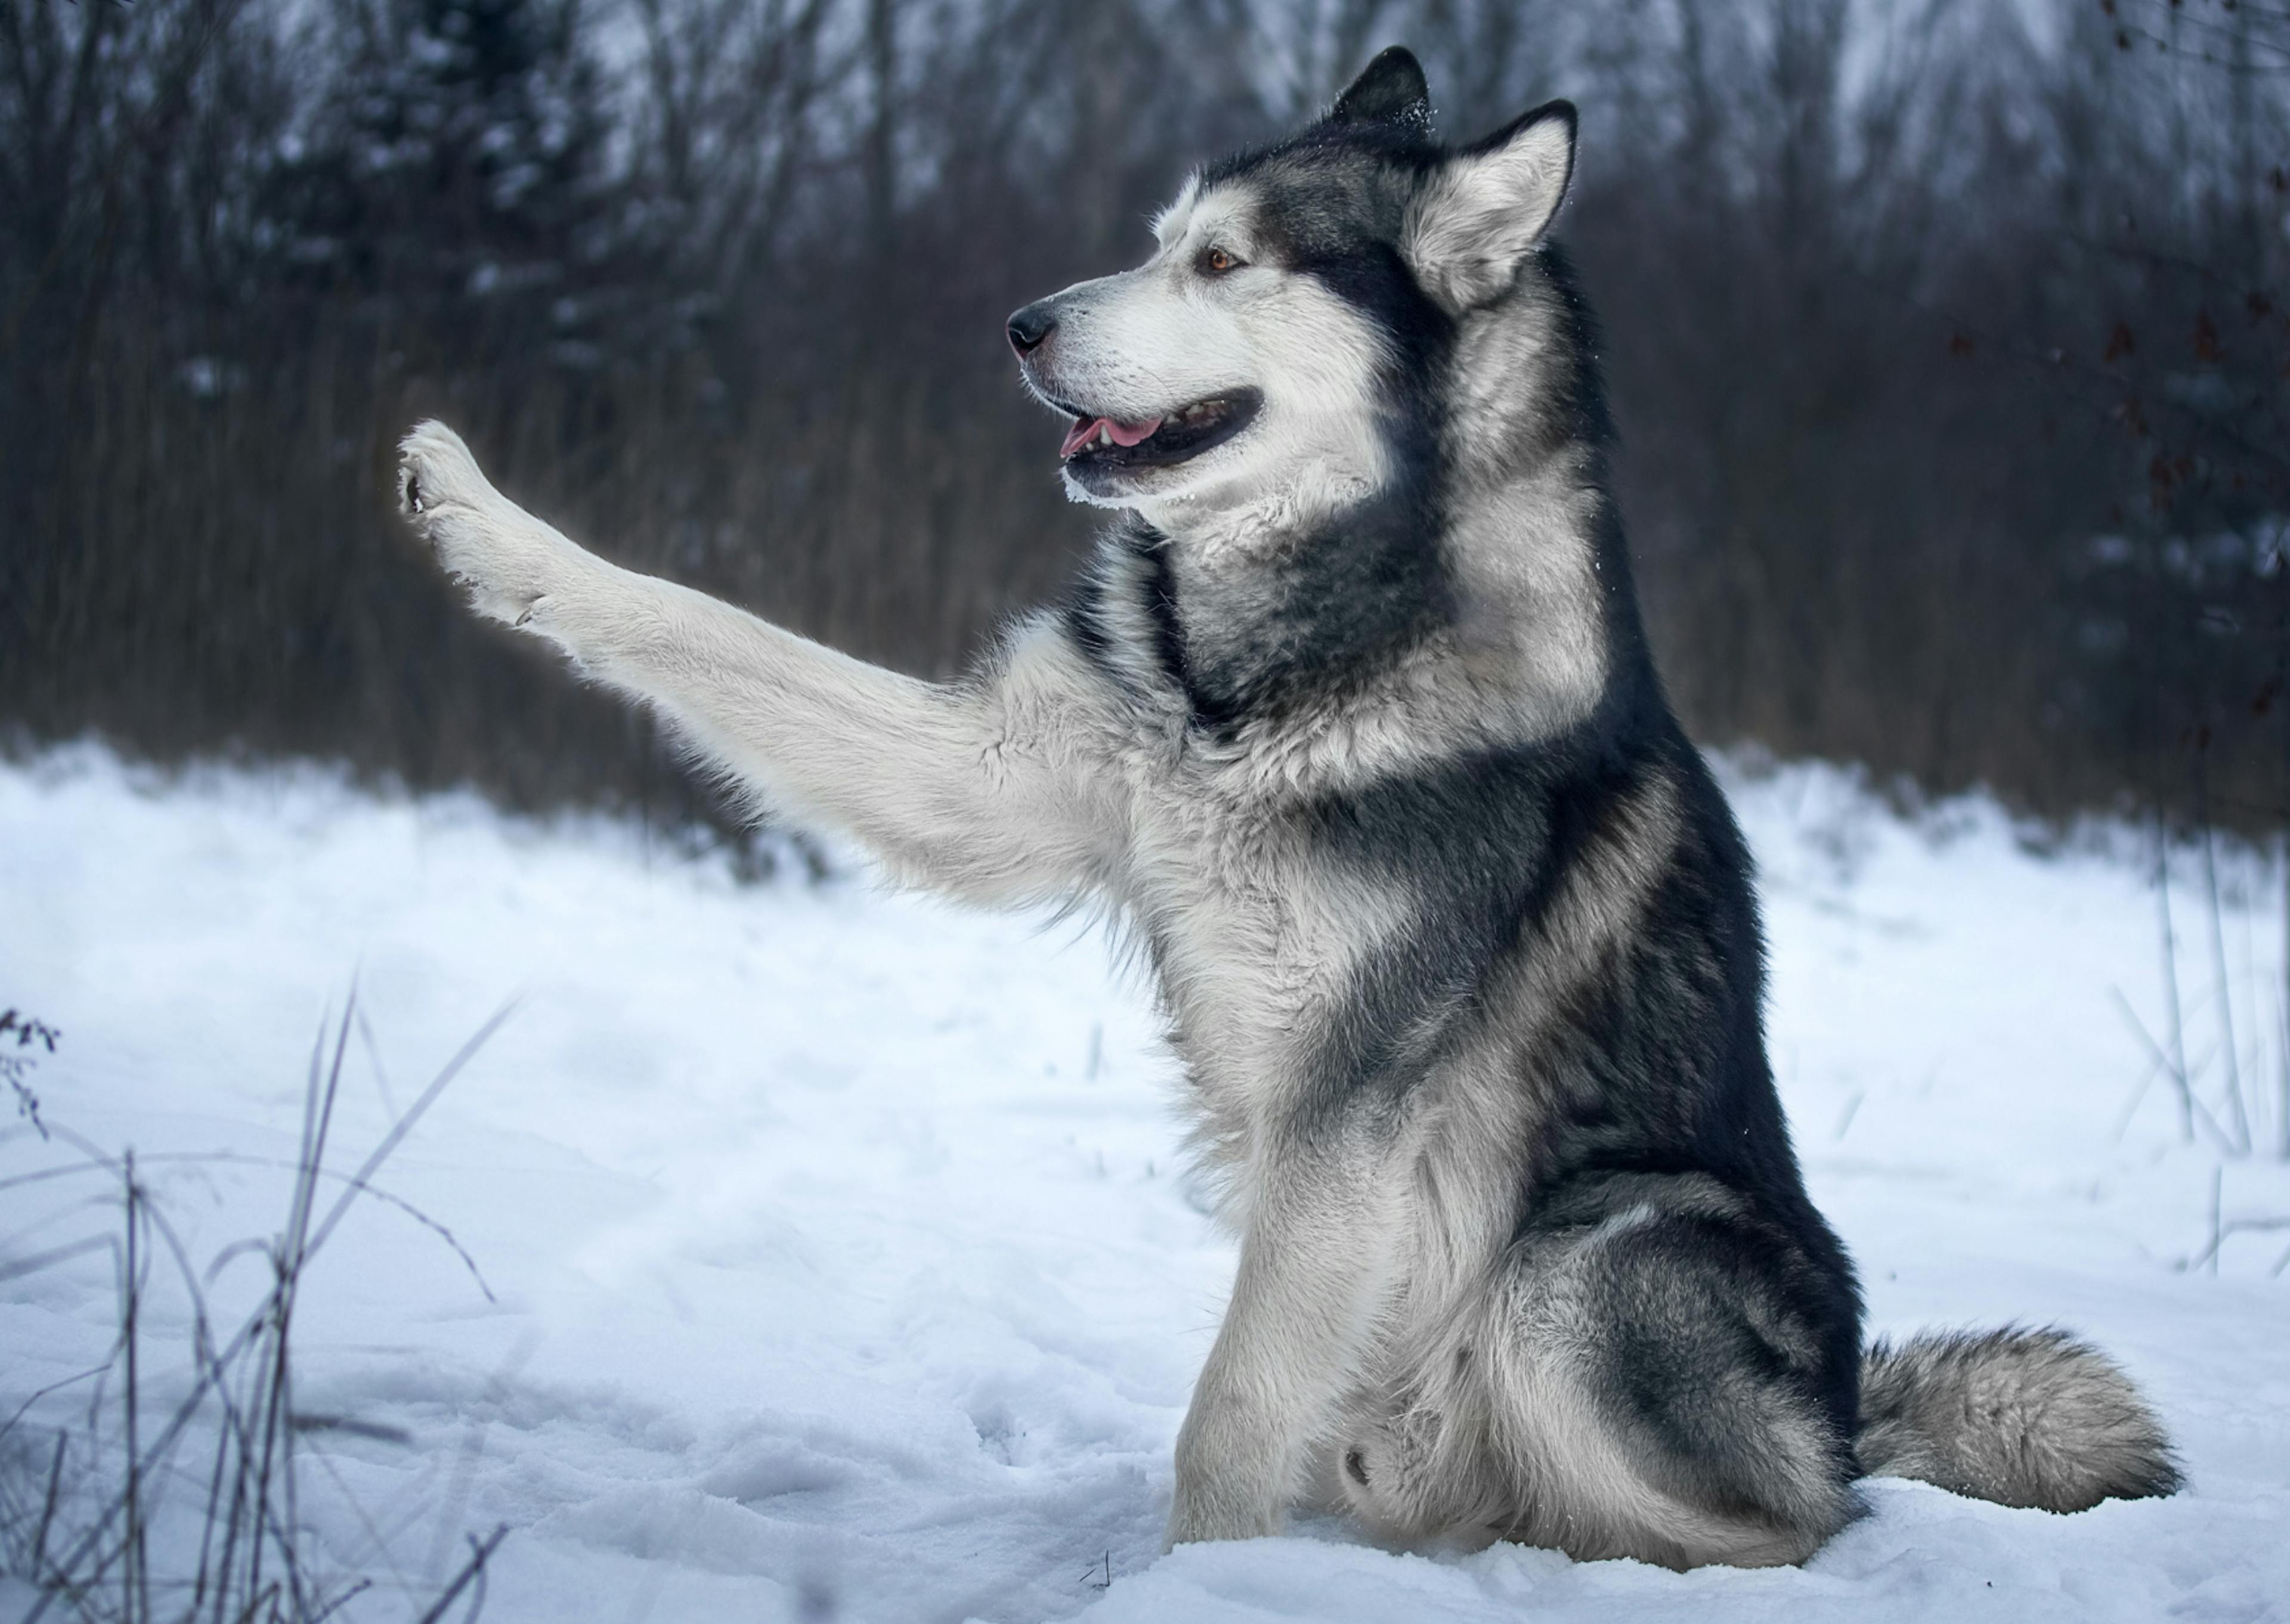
[394,47,2178,1567]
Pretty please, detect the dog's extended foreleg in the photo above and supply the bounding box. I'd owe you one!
[395,421,1121,900]
[1169,1120,1409,1546]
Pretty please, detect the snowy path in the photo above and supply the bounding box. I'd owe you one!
[3,748,2286,1623]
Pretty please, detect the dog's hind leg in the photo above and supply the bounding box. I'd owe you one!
[394,422,1125,904]
[1339,1181,1863,1569]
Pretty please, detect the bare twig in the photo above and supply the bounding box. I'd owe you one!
[2157,822,2195,1145]
[2109,985,2236,1152]
[2195,755,2253,1154]
[2187,1209,2290,1272]
[122,1149,146,1624]
[32,1431,64,1594]
[11,993,516,1624]
[413,1524,510,1624]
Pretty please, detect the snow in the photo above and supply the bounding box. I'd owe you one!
[3,744,2287,1624]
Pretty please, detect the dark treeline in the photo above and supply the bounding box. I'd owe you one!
[4,0,2287,836]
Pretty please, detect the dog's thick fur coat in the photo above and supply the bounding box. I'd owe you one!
[394,47,2178,1567]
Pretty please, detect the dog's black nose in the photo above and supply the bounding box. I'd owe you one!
[1007,302,1057,356]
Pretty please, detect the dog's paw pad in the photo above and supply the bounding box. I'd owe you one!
[395,420,488,523]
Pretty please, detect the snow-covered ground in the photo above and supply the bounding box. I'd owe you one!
[4,745,2288,1624]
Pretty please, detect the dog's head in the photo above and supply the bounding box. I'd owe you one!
[1008,48,1576,526]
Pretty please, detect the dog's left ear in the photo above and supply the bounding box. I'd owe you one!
[1331,47,1431,132]
[1404,101,1577,312]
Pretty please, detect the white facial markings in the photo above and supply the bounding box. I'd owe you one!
[1141,275,1391,549]
[1019,178,1397,538]
[1165,188,1254,269]
[1150,174,1201,252]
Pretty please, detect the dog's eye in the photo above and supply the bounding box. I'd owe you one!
[1197,246,1242,277]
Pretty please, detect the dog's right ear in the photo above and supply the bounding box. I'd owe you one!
[1404,100,1577,313]
[1330,47,1431,134]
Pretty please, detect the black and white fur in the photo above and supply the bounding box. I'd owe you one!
[393,48,2179,1568]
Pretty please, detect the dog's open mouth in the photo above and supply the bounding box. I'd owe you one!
[1054,389,1261,471]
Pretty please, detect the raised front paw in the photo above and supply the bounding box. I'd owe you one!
[396,419,494,522]
[395,420,561,627]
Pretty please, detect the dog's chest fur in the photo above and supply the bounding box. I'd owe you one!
[1048,441,1621,1251]
[1058,535,1429,1180]
[1121,765,1403,1173]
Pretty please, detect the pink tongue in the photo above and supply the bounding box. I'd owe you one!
[1060,414,1163,457]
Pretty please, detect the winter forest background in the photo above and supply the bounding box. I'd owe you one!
[8,6,2290,1622]
[5,0,2289,839]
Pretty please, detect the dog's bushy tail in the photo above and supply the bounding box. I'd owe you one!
[1855,1327,2180,1513]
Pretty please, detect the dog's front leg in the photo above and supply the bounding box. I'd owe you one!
[1169,1122,1406,1546]
[393,422,1121,903]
